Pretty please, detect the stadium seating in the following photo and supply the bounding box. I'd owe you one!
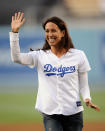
[65,0,101,17]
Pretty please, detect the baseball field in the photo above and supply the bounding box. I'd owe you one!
[0,86,105,131]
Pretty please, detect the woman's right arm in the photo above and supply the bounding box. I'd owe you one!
[10,12,37,67]
[10,32,37,67]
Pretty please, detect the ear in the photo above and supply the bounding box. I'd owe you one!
[61,30,65,37]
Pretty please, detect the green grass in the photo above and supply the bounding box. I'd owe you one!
[0,88,105,124]
[0,90,42,124]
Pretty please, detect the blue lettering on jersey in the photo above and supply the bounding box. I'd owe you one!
[44,64,76,77]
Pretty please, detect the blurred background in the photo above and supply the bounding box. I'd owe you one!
[0,0,105,130]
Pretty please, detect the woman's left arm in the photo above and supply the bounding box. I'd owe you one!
[79,72,100,112]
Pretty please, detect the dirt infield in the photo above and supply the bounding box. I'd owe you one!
[0,122,105,131]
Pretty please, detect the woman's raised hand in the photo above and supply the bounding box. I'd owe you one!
[11,12,25,33]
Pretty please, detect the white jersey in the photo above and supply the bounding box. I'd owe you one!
[10,32,91,115]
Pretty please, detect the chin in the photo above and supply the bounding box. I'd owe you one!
[49,43,57,46]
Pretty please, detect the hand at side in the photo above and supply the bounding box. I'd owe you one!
[85,98,100,112]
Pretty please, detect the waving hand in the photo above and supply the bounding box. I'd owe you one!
[11,12,25,33]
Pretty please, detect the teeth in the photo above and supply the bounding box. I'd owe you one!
[49,39,55,42]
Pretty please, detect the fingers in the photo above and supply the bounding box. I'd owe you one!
[12,12,24,21]
[90,104,100,112]
[20,18,26,27]
[15,13,17,20]
[12,16,15,22]
[11,12,25,33]
[85,99,100,112]
[19,12,24,21]
[17,12,21,19]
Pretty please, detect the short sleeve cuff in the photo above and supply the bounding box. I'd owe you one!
[78,51,91,72]
[79,67,91,72]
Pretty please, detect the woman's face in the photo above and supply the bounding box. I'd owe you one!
[45,22,65,47]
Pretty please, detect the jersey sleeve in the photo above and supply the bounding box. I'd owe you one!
[78,51,91,72]
[9,32,38,68]
[79,72,91,101]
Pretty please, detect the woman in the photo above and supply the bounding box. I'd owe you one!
[10,12,100,131]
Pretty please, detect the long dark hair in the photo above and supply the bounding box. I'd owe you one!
[30,16,74,52]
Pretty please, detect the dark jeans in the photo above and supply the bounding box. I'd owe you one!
[43,112,83,131]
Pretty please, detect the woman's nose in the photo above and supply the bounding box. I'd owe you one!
[48,31,53,36]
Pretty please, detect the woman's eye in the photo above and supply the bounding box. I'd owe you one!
[45,29,56,33]
[45,30,49,33]
[52,29,56,32]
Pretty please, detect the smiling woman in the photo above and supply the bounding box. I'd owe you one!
[9,12,100,131]
[42,16,74,56]
[45,22,65,46]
